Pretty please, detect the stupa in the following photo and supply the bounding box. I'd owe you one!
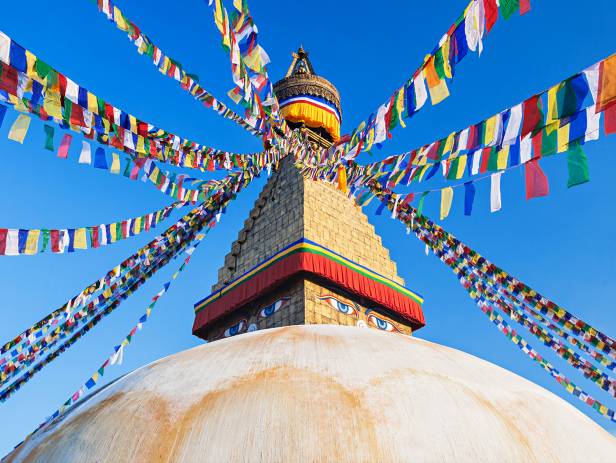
[6,49,616,463]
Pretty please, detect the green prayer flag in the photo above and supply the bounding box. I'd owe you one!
[541,127,558,157]
[417,192,429,217]
[43,125,54,151]
[434,48,447,80]
[41,229,49,252]
[566,143,590,188]
[123,158,132,178]
[487,147,500,171]
[499,0,520,19]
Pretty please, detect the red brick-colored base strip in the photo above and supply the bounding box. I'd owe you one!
[193,251,425,337]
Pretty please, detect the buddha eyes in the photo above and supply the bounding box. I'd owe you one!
[258,297,290,319]
[223,320,247,338]
[318,295,359,318]
[366,312,401,333]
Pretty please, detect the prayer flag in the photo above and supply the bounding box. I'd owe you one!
[4,229,19,255]
[521,95,543,138]
[417,191,429,217]
[490,172,502,212]
[566,143,590,188]
[43,125,54,151]
[484,0,498,32]
[525,159,549,200]
[93,147,108,169]
[464,181,476,216]
[597,54,616,113]
[503,103,522,145]
[8,114,30,143]
[440,187,453,220]
[0,229,7,255]
[79,141,91,164]
[110,153,121,174]
[499,0,520,19]
[0,105,6,129]
[74,228,88,250]
[24,229,40,255]
[58,133,72,159]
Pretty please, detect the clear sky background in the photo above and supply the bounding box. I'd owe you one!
[0,0,615,454]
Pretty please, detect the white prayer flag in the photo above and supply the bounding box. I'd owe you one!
[490,172,503,213]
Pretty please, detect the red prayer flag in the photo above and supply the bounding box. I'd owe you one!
[0,229,7,255]
[483,0,499,32]
[70,104,85,126]
[50,230,60,253]
[525,159,550,200]
[604,103,616,135]
[479,147,491,173]
[0,63,18,95]
[91,227,100,248]
[520,0,531,14]
[531,131,543,158]
[522,95,543,138]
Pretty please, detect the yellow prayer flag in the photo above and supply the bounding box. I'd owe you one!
[43,91,63,119]
[440,187,454,220]
[74,228,88,250]
[8,114,31,144]
[484,115,497,146]
[441,38,453,79]
[134,217,142,234]
[456,155,468,179]
[443,132,455,155]
[25,230,40,255]
[396,89,406,128]
[497,146,509,170]
[114,7,129,31]
[109,224,117,242]
[87,92,99,114]
[557,123,570,153]
[25,50,37,80]
[546,83,562,132]
[129,115,137,132]
[110,153,121,174]
[136,136,146,154]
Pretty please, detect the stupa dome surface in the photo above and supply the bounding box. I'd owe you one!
[7,325,616,462]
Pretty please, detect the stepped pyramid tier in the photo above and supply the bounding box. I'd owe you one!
[192,156,424,342]
[273,47,342,144]
[8,326,616,463]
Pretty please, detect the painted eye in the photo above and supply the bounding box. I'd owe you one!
[247,323,257,332]
[366,312,401,333]
[258,298,289,319]
[318,295,359,318]
[223,320,247,338]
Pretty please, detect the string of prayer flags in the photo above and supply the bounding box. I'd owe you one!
[0,163,259,400]
[207,0,279,140]
[0,202,182,256]
[90,1,262,137]
[7,114,30,143]
[365,181,616,422]
[338,0,531,159]
[19,232,209,444]
[0,31,263,172]
[340,54,616,200]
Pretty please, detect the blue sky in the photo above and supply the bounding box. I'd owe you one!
[0,0,615,453]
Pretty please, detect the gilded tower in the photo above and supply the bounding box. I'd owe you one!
[193,49,425,341]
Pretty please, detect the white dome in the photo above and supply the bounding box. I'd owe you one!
[7,325,616,462]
